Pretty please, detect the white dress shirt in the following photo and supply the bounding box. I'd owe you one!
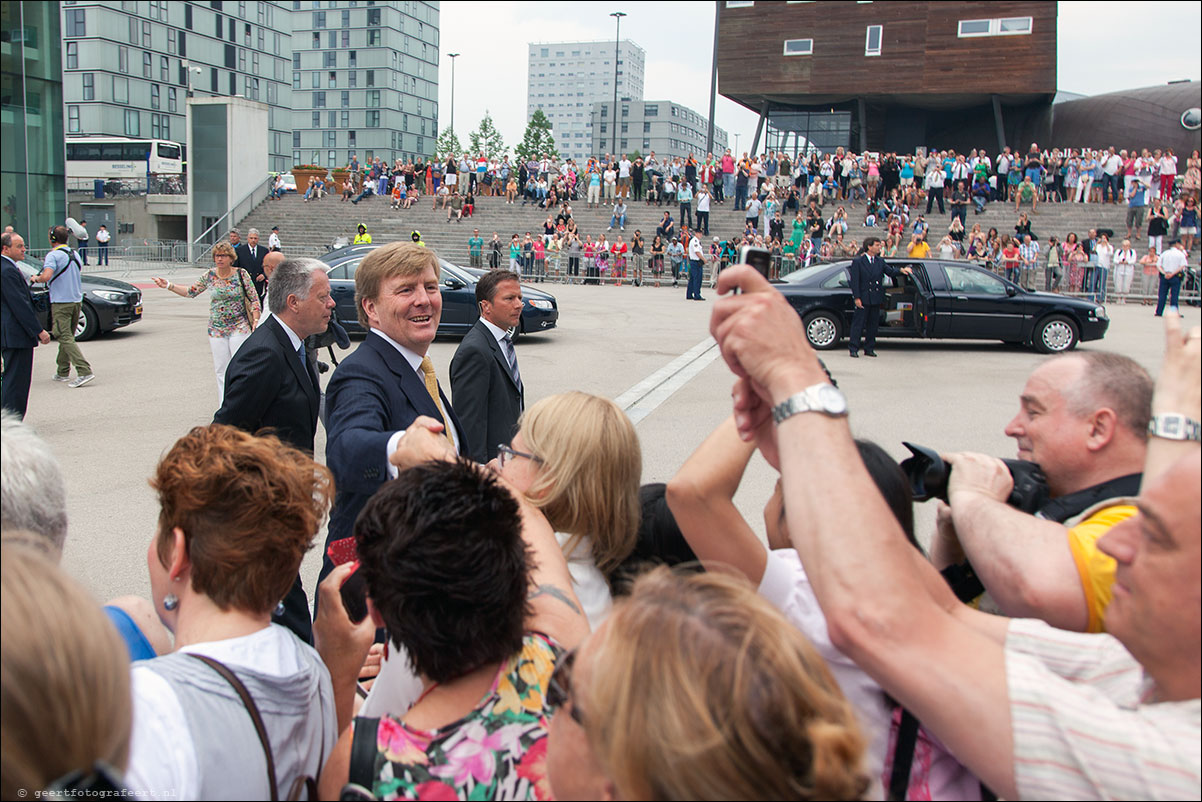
[374,328,461,477]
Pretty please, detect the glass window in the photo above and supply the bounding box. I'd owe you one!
[143,52,153,77]
[314,11,326,27]
[239,49,246,71]
[311,71,320,87]
[366,69,375,86]
[312,111,320,127]
[66,9,87,36]
[783,38,813,55]
[124,109,141,136]
[368,29,380,45]
[329,30,336,48]
[865,24,882,55]
[161,55,170,81]
[341,30,350,47]
[244,23,251,46]
[957,19,992,37]
[82,73,95,100]
[341,110,349,127]
[293,51,301,68]
[348,70,357,87]
[326,130,336,147]
[341,90,349,107]
[999,17,1033,35]
[151,84,160,108]
[342,9,350,26]
[348,51,357,67]
[367,8,380,25]
[329,70,337,87]
[367,90,380,107]
[293,131,301,147]
[329,110,337,127]
[66,42,79,69]
[942,264,1007,295]
[329,150,337,165]
[324,51,336,67]
[313,90,326,107]
[142,20,151,47]
[367,110,380,127]
[168,86,177,112]
[68,105,81,133]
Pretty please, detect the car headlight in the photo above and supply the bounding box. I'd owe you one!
[92,290,127,302]
[526,299,553,310]
[1093,306,1107,320]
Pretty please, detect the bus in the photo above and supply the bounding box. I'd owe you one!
[65,137,184,180]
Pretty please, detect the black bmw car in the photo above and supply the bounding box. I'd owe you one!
[320,248,558,337]
[775,259,1109,353]
[18,263,143,341]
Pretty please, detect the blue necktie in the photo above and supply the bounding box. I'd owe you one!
[502,334,524,403]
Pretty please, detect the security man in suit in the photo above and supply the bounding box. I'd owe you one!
[213,257,335,642]
[2,232,51,418]
[234,227,269,302]
[450,270,525,462]
[849,236,912,358]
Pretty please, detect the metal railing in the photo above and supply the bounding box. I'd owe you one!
[191,174,276,262]
[66,174,188,197]
[25,242,192,277]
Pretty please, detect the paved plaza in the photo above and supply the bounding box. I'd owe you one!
[29,275,1198,606]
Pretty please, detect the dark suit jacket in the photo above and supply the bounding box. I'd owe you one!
[214,315,320,454]
[449,319,524,463]
[1,256,43,349]
[849,253,902,307]
[323,331,465,554]
[234,243,268,299]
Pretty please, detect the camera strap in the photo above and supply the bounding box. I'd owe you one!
[1036,473,1141,524]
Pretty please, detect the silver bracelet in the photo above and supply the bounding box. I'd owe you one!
[1148,413,1201,442]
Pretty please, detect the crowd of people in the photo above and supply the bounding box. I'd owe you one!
[2,222,1201,800]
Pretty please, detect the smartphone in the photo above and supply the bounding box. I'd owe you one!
[739,245,772,279]
[326,537,369,624]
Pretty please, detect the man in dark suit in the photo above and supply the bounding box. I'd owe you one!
[234,227,268,302]
[450,269,525,462]
[2,232,51,418]
[323,243,464,579]
[848,236,912,358]
[213,257,335,642]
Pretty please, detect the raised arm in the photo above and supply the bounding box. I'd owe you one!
[665,415,769,583]
[1144,314,1201,485]
[711,266,1018,798]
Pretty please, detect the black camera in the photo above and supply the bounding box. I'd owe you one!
[899,442,1049,514]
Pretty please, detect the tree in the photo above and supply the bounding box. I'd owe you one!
[468,111,507,160]
[435,127,463,161]
[626,149,643,162]
[515,109,559,164]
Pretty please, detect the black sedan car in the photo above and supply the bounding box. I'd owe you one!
[776,259,1108,353]
[18,263,143,341]
[320,249,558,337]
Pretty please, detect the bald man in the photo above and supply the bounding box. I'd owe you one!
[260,250,286,321]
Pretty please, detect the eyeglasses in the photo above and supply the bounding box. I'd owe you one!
[496,443,544,470]
[546,649,586,726]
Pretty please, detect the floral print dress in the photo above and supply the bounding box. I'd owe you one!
[187,268,260,337]
[366,634,562,801]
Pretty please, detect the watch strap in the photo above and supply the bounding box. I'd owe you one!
[1148,413,1202,442]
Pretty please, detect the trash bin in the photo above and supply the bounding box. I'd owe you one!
[94,179,105,199]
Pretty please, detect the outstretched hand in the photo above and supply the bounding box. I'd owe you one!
[388,415,456,472]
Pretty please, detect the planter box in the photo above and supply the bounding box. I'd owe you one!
[292,168,327,192]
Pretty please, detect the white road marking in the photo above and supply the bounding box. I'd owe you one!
[616,337,722,425]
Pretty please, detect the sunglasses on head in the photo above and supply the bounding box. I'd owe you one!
[546,649,586,726]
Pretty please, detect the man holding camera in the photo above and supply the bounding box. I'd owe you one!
[930,352,1152,632]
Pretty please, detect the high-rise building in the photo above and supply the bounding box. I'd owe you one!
[591,100,728,162]
[290,0,440,169]
[527,39,645,163]
[2,1,66,242]
[60,1,295,172]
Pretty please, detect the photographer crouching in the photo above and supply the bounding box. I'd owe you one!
[929,352,1152,633]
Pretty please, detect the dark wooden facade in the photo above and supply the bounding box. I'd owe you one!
[717,0,1057,153]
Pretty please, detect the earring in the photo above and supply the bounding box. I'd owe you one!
[275,601,285,617]
[163,593,179,611]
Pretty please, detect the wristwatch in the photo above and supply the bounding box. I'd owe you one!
[772,383,849,425]
[1148,413,1202,442]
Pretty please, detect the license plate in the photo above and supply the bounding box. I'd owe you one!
[135,305,143,315]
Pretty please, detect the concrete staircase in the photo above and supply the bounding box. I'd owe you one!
[238,188,1144,282]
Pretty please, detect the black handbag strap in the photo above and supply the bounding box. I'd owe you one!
[235,268,255,325]
[188,653,281,801]
[346,716,381,795]
[887,707,920,801]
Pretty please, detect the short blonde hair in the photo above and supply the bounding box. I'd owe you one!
[1,545,132,797]
[354,242,441,328]
[212,241,236,259]
[581,568,869,801]
[519,392,640,576]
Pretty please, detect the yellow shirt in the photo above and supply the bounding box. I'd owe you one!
[907,241,931,258]
[353,233,372,244]
[1065,504,1136,633]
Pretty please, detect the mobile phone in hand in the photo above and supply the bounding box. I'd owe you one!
[326,538,369,624]
[739,245,772,279]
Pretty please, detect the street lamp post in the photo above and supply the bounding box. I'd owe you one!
[609,11,626,158]
[448,52,460,139]
[734,132,741,157]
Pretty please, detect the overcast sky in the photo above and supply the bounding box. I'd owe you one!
[435,1,1201,152]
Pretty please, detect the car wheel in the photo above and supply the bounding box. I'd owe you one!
[75,303,99,342]
[803,310,843,350]
[1034,315,1078,354]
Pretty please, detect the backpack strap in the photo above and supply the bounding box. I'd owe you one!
[345,716,381,797]
[46,248,81,287]
[187,653,281,801]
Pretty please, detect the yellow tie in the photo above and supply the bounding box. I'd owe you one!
[419,356,451,442]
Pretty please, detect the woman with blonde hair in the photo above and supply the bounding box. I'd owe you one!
[498,391,641,627]
[545,567,869,801]
[151,241,260,404]
[1,546,133,799]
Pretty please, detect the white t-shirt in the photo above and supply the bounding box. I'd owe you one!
[126,625,317,801]
[1158,248,1188,277]
[619,159,631,178]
